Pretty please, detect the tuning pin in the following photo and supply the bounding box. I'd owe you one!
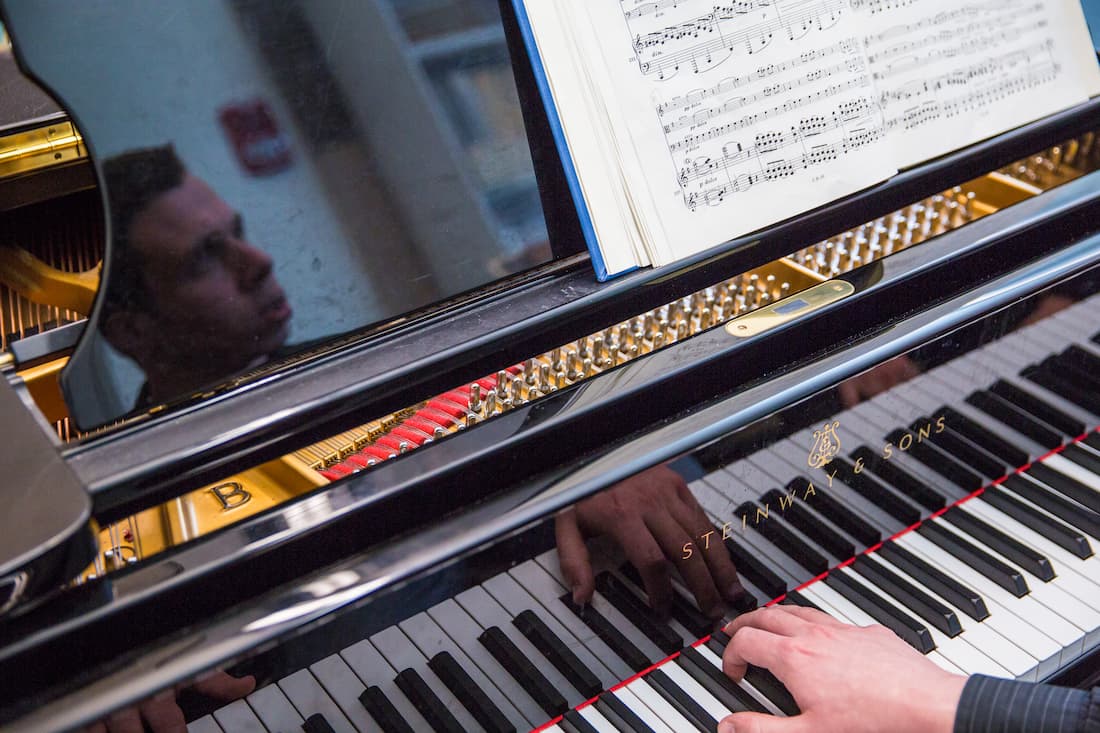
[550,348,563,372]
[567,352,584,381]
[720,294,734,318]
[1064,138,1081,167]
[592,335,605,366]
[537,363,553,392]
[469,383,482,413]
[1049,146,1064,172]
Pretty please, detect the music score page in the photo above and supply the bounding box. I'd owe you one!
[863,0,1100,167]
[520,0,1100,274]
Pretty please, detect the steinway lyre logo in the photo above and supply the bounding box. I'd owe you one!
[808,420,841,468]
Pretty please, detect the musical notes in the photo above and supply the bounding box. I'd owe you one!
[543,0,1095,271]
[675,96,884,209]
[621,0,894,216]
[849,0,917,13]
[663,73,872,150]
[655,36,853,116]
[627,0,849,80]
[857,0,1080,167]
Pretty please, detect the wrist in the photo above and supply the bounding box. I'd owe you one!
[918,673,968,733]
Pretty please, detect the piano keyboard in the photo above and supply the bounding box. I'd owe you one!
[192,293,1100,733]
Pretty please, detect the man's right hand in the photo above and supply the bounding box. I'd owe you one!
[719,606,966,733]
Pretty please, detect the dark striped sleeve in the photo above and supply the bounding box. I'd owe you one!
[954,675,1097,733]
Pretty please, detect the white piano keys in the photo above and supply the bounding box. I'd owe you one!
[278,669,357,733]
[309,654,382,733]
[187,714,223,733]
[836,566,1011,678]
[611,685,678,733]
[247,682,304,732]
[370,626,482,731]
[872,554,1041,681]
[211,700,266,733]
[619,679,696,732]
[403,609,531,730]
[340,638,433,731]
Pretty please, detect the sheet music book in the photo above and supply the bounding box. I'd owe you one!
[512,0,1100,280]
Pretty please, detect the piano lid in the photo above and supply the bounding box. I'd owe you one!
[0,0,582,430]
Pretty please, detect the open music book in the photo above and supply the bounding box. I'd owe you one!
[513,0,1100,280]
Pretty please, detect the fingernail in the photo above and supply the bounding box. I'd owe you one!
[718,719,737,733]
[571,586,585,608]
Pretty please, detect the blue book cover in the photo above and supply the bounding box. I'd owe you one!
[510,0,636,282]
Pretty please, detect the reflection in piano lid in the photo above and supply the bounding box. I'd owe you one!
[5,252,1100,731]
[68,128,1100,579]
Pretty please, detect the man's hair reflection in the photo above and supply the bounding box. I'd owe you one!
[100,145,292,408]
[101,145,186,321]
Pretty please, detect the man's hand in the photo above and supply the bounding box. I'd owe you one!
[719,606,966,733]
[555,465,745,619]
[83,670,255,733]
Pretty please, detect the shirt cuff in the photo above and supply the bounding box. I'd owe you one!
[954,675,1091,733]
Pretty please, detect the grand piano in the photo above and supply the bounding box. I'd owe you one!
[2,1,1100,731]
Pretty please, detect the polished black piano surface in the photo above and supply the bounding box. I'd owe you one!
[2,2,1100,732]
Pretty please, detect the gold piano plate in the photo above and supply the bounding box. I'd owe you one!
[725,280,855,339]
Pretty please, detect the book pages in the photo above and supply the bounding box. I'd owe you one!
[857,0,1100,169]
[519,0,1100,277]
[522,1,651,274]
[582,0,899,267]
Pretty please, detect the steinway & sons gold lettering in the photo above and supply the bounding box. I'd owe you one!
[680,413,948,560]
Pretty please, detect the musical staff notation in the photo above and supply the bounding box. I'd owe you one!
[860,0,1071,157]
[867,14,1046,69]
[625,0,776,22]
[877,40,1054,108]
[655,36,859,115]
[887,61,1063,132]
[665,73,871,151]
[625,0,849,79]
[675,96,883,210]
[572,0,1091,267]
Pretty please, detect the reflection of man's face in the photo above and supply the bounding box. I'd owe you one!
[127,174,291,373]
